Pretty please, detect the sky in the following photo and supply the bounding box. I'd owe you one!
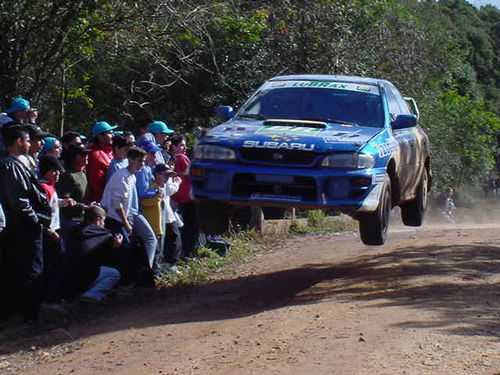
[467,0,500,8]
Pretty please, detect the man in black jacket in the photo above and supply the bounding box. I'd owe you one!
[62,205,122,302]
[0,125,51,323]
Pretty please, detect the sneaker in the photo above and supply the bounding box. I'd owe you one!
[164,263,182,275]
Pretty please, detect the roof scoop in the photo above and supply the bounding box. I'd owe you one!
[263,119,327,128]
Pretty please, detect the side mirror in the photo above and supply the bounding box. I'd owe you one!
[214,105,234,120]
[392,114,417,130]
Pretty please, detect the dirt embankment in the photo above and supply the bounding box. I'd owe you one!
[2,224,500,375]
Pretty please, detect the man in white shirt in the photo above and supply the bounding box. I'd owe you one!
[101,147,157,269]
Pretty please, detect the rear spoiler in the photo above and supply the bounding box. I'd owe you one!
[403,97,420,119]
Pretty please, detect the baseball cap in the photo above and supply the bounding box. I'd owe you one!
[39,154,64,176]
[148,121,174,134]
[71,144,89,155]
[92,121,117,137]
[25,124,50,138]
[139,140,162,153]
[4,97,30,114]
[154,163,177,176]
[41,136,59,153]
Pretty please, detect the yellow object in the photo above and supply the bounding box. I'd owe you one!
[141,182,163,236]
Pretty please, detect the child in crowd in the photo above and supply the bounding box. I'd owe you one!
[38,155,74,303]
[141,163,182,274]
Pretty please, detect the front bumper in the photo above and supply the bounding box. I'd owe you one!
[191,161,387,213]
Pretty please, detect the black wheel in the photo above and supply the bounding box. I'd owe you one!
[198,200,230,235]
[358,176,392,246]
[400,168,428,226]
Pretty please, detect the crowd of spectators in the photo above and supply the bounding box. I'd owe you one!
[0,97,200,325]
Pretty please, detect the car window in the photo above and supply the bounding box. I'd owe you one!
[385,87,403,117]
[239,86,384,127]
[393,88,411,115]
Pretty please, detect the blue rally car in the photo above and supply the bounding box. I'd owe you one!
[190,75,431,245]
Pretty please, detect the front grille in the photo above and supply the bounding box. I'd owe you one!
[232,173,317,201]
[239,149,317,165]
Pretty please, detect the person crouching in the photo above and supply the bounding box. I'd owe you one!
[62,205,122,302]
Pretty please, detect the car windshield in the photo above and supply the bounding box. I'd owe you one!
[238,83,384,128]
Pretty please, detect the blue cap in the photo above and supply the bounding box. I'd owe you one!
[5,97,30,114]
[41,137,57,153]
[92,121,117,137]
[148,121,174,134]
[139,140,162,153]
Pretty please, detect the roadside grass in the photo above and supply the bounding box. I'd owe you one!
[289,210,358,235]
[156,212,355,288]
[155,229,285,288]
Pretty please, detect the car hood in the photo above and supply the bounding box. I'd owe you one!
[202,119,383,153]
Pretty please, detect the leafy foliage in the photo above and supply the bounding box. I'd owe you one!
[0,0,499,190]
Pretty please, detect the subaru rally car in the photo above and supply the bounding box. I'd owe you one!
[191,75,431,245]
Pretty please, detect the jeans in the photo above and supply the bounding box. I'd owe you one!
[164,221,182,264]
[82,266,120,301]
[105,214,158,269]
[131,214,157,268]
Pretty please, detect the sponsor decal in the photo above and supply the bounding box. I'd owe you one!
[210,126,249,138]
[373,174,386,183]
[373,140,397,158]
[322,130,363,143]
[264,80,380,95]
[243,140,315,151]
[267,134,301,142]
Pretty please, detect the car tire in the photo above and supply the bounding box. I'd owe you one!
[400,168,428,226]
[358,176,391,246]
[198,200,230,235]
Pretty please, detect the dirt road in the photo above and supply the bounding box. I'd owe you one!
[2,224,500,375]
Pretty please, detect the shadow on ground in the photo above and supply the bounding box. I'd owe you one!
[2,239,500,355]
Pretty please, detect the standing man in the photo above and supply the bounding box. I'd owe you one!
[0,97,38,150]
[87,121,116,203]
[0,126,51,323]
[101,147,158,269]
[18,124,50,175]
[136,121,174,165]
[0,97,38,126]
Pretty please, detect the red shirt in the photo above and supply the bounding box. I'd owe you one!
[39,182,56,200]
[172,153,192,203]
[86,143,113,203]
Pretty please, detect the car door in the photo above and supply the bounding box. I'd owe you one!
[386,85,413,194]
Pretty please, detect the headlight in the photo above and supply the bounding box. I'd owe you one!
[321,153,375,169]
[194,145,236,160]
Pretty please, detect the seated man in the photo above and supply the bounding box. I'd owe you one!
[62,205,122,302]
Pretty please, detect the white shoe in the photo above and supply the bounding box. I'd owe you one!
[164,263,182,275]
